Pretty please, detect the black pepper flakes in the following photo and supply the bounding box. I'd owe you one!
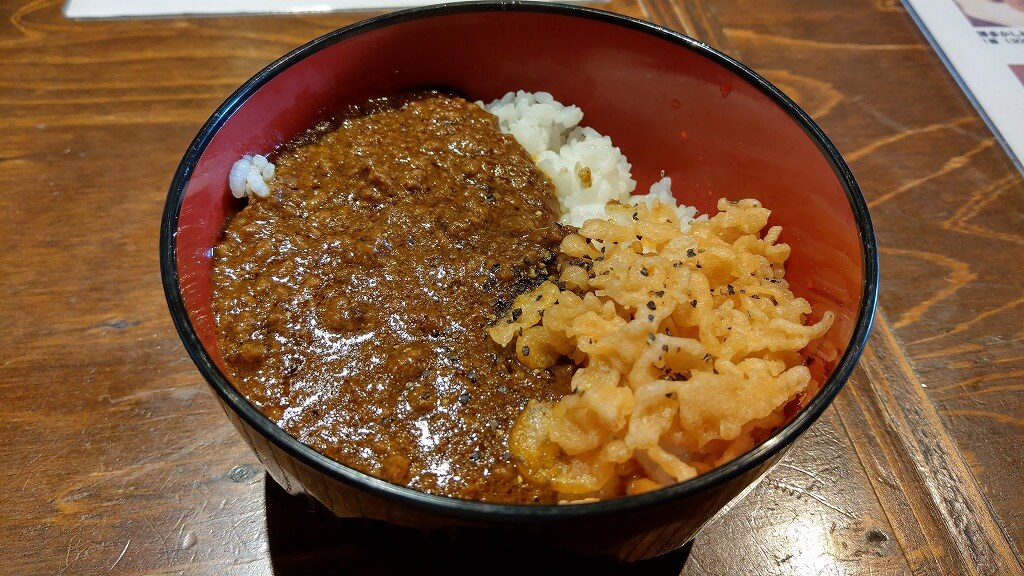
[458,392,471,405]
[511,308,522,321]
[640,267,649,277]
[648,314,655,322]
[655,290,665,297]
[686,248,697,258]
[727,284,735,295]
[521,345,530,357]
[646,301,657,310]
[690,299,698,308]
[647,333,656,342]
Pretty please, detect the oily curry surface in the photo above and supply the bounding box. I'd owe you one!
[212,93,571,503]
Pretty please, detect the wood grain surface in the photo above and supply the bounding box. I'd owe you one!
[1,0,1022,574]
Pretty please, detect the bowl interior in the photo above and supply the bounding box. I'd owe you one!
[170,5,870,498]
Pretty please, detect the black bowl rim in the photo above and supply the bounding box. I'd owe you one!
[160,0,879,522]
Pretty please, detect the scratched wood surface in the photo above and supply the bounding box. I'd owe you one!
[1,0,1021,574]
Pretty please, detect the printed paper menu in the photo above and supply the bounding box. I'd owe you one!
[903,0,1024,173]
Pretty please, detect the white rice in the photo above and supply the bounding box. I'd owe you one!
[228,91,700,230]
[228,154,274,199]
[481,90,699,229]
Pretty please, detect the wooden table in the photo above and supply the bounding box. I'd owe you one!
[2,0,1022,573]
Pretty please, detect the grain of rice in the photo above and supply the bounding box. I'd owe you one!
[229,154,274,198]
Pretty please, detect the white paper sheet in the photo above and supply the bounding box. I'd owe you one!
[64,0,596,19]
[903,0,1024,173]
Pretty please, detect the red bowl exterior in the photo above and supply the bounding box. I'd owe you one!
[161,2,878,561]
[222,392,789,560]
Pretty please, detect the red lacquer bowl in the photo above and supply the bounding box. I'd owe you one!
[161,2,878,561]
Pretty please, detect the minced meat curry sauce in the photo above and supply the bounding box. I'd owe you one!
[212,93,572,503]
